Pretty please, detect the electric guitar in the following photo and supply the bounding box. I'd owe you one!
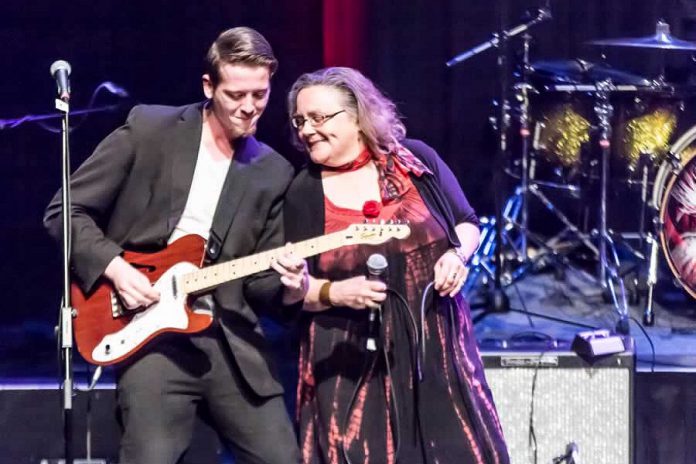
[71,222,411,365]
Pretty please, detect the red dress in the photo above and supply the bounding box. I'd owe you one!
[297,174,509,464]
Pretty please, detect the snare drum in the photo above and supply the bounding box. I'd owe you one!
[653,124,696,297]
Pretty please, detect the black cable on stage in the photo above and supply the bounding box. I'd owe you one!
[527,350,552,464]
[629,316,656,373]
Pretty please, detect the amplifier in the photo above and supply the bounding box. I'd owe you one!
[482,350,633,464]
[0,383,222,463]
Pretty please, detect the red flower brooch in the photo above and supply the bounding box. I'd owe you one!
[362,200,382,218]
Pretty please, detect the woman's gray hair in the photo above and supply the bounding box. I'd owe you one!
[287,67,406,155]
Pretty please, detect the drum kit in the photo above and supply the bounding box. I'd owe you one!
[458,19,696,329]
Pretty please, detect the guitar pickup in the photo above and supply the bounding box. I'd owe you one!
[110,291,127,318]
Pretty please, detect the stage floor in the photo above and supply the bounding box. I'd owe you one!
[1,267,695,463]
[468,266,696,373]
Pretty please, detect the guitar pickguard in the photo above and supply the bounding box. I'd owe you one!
[91,261,199,364]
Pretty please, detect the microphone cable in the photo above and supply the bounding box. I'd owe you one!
[33,81,131,134]
[340,285,416,464]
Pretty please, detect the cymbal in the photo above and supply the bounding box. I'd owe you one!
[531,59,651,86]
[587,20,696,50]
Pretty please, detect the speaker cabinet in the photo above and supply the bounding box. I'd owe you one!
[482,350,633,464]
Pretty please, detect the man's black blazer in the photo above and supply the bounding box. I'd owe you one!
[44,102,294,397]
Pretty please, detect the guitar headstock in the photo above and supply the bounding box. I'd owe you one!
[342,221,411,246]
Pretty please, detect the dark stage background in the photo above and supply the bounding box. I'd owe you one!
[2,0,695,371]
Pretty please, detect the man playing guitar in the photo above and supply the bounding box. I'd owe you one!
[44,27,306,464]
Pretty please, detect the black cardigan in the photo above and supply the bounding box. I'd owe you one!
[284,138,479,272]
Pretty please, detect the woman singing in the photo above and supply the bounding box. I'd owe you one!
[280,67,509,464]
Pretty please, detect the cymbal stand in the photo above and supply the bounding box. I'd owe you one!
[518,33,533,263]
[594,79,631,333]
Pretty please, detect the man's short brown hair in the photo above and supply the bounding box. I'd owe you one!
[205,27,278,86]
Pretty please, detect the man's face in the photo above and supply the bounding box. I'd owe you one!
[203,63,271,139]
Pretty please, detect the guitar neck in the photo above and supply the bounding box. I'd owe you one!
[179,230,347,294]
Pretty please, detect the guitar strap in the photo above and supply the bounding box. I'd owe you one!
[205,137,271,265]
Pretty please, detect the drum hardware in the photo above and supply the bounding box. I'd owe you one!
[541,84,654,93]
[586,20,696,51]
[517,33,533,267]
[463,216,497,297]
[503,198,593,285]
[448,3,553,317]
[526,183,598,255]
[587,20,696,102]
[530,74,680,331]
[532,58,652,85]
[589,19,696,324]
[467,43,592,299]
[502,35,601,286]
[464,31,636,336]
[591,79,633,332]
[457,9,696,333]
[643,233,660,325]
[452,4,598,338]
[502,75,638,333]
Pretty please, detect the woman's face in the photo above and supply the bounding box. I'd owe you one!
[294,85,365,167]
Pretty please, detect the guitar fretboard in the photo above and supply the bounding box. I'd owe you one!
[179,230,349,294]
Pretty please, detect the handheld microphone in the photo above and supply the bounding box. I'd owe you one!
[366,253,388,352]
[50,60,72,102]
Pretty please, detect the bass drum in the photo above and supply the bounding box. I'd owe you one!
[653,124,696,298]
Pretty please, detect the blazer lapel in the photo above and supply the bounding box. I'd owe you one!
[205,136,262,262]
[166,102,205,235]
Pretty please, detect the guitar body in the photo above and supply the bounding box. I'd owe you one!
[72,235,213,366]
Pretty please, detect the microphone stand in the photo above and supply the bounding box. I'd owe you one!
[56,95,75,464]
[447,4,551,315]
[489,0,511,314]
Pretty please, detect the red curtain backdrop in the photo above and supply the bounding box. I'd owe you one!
[322,0,366,69]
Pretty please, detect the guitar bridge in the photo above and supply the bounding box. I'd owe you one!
[110,291,127,318]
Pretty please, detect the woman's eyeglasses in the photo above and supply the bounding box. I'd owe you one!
[291,110,346,129]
